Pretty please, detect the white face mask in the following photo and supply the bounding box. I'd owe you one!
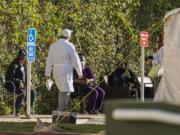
[20,67,24,72]
[81,60,86,68]
[67,37,70,41]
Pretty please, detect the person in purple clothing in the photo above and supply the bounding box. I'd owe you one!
[79,53,105,114]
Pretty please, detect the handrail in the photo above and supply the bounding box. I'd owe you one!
[4,81,16,117]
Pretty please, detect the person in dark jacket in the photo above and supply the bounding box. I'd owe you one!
[108,62,140,98]
[5,49,36,116]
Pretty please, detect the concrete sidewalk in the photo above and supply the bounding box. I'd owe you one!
[0,114,105,125]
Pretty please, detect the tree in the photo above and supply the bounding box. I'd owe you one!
[0,0,180,114]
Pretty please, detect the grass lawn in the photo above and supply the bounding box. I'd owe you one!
[0,122,105,133]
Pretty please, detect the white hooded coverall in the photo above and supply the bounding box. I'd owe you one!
[45,38,82,111]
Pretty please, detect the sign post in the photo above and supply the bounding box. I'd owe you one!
[140,31,148,102]
[27,28,36,117]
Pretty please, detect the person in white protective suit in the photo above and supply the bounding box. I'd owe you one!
[45,29,82,112]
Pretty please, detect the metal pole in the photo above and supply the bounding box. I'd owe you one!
[141,47,145,102]
[27,62,31,117]
[13,85,16,117]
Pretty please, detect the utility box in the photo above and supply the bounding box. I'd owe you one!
[52,111,77,124]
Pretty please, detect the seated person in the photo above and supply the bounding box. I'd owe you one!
[74,53,105,114]
[108,62,140,97]
[5,49,36,116]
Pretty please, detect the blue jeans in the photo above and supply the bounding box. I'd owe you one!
[15,88,36,114]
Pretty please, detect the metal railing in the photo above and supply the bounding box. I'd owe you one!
[5,81,16,116]
[0,75,16,117]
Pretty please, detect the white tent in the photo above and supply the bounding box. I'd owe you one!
[154,8,180,103]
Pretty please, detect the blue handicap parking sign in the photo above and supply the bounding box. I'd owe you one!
[27,28,36,62]
[28,53,34,57]
[28,46,35,52]
[27,28,36,43]
[27,57,34,61]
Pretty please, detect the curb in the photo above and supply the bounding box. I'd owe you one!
[0,132,100,135]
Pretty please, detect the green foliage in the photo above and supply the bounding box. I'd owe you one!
[0,0,180,114]
[35,84,58,114]
[0,98,11,115]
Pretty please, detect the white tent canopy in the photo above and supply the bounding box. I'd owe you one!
[154,8,180,103]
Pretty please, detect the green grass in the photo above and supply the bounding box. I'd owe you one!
[0,122,105,133]
[59,124,104,133]
[0,122,35,132]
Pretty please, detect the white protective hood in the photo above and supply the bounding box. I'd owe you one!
[154,8,180,103]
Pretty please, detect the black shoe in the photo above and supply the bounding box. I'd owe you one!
[85,110,97,115]
[15,112,20,117]
[95,109,104,114]
[94,110,100,114]
[93,110,98,114]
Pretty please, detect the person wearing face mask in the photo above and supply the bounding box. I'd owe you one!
[78,53,105,114]
[146,33,164,93]
[45,29,82,112]
[5,49,36,116]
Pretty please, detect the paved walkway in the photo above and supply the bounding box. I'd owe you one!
[0,114,105,125]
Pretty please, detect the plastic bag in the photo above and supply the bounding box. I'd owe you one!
[148,64,162,78]
[46,79,53,91]
[158,67,164,77]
